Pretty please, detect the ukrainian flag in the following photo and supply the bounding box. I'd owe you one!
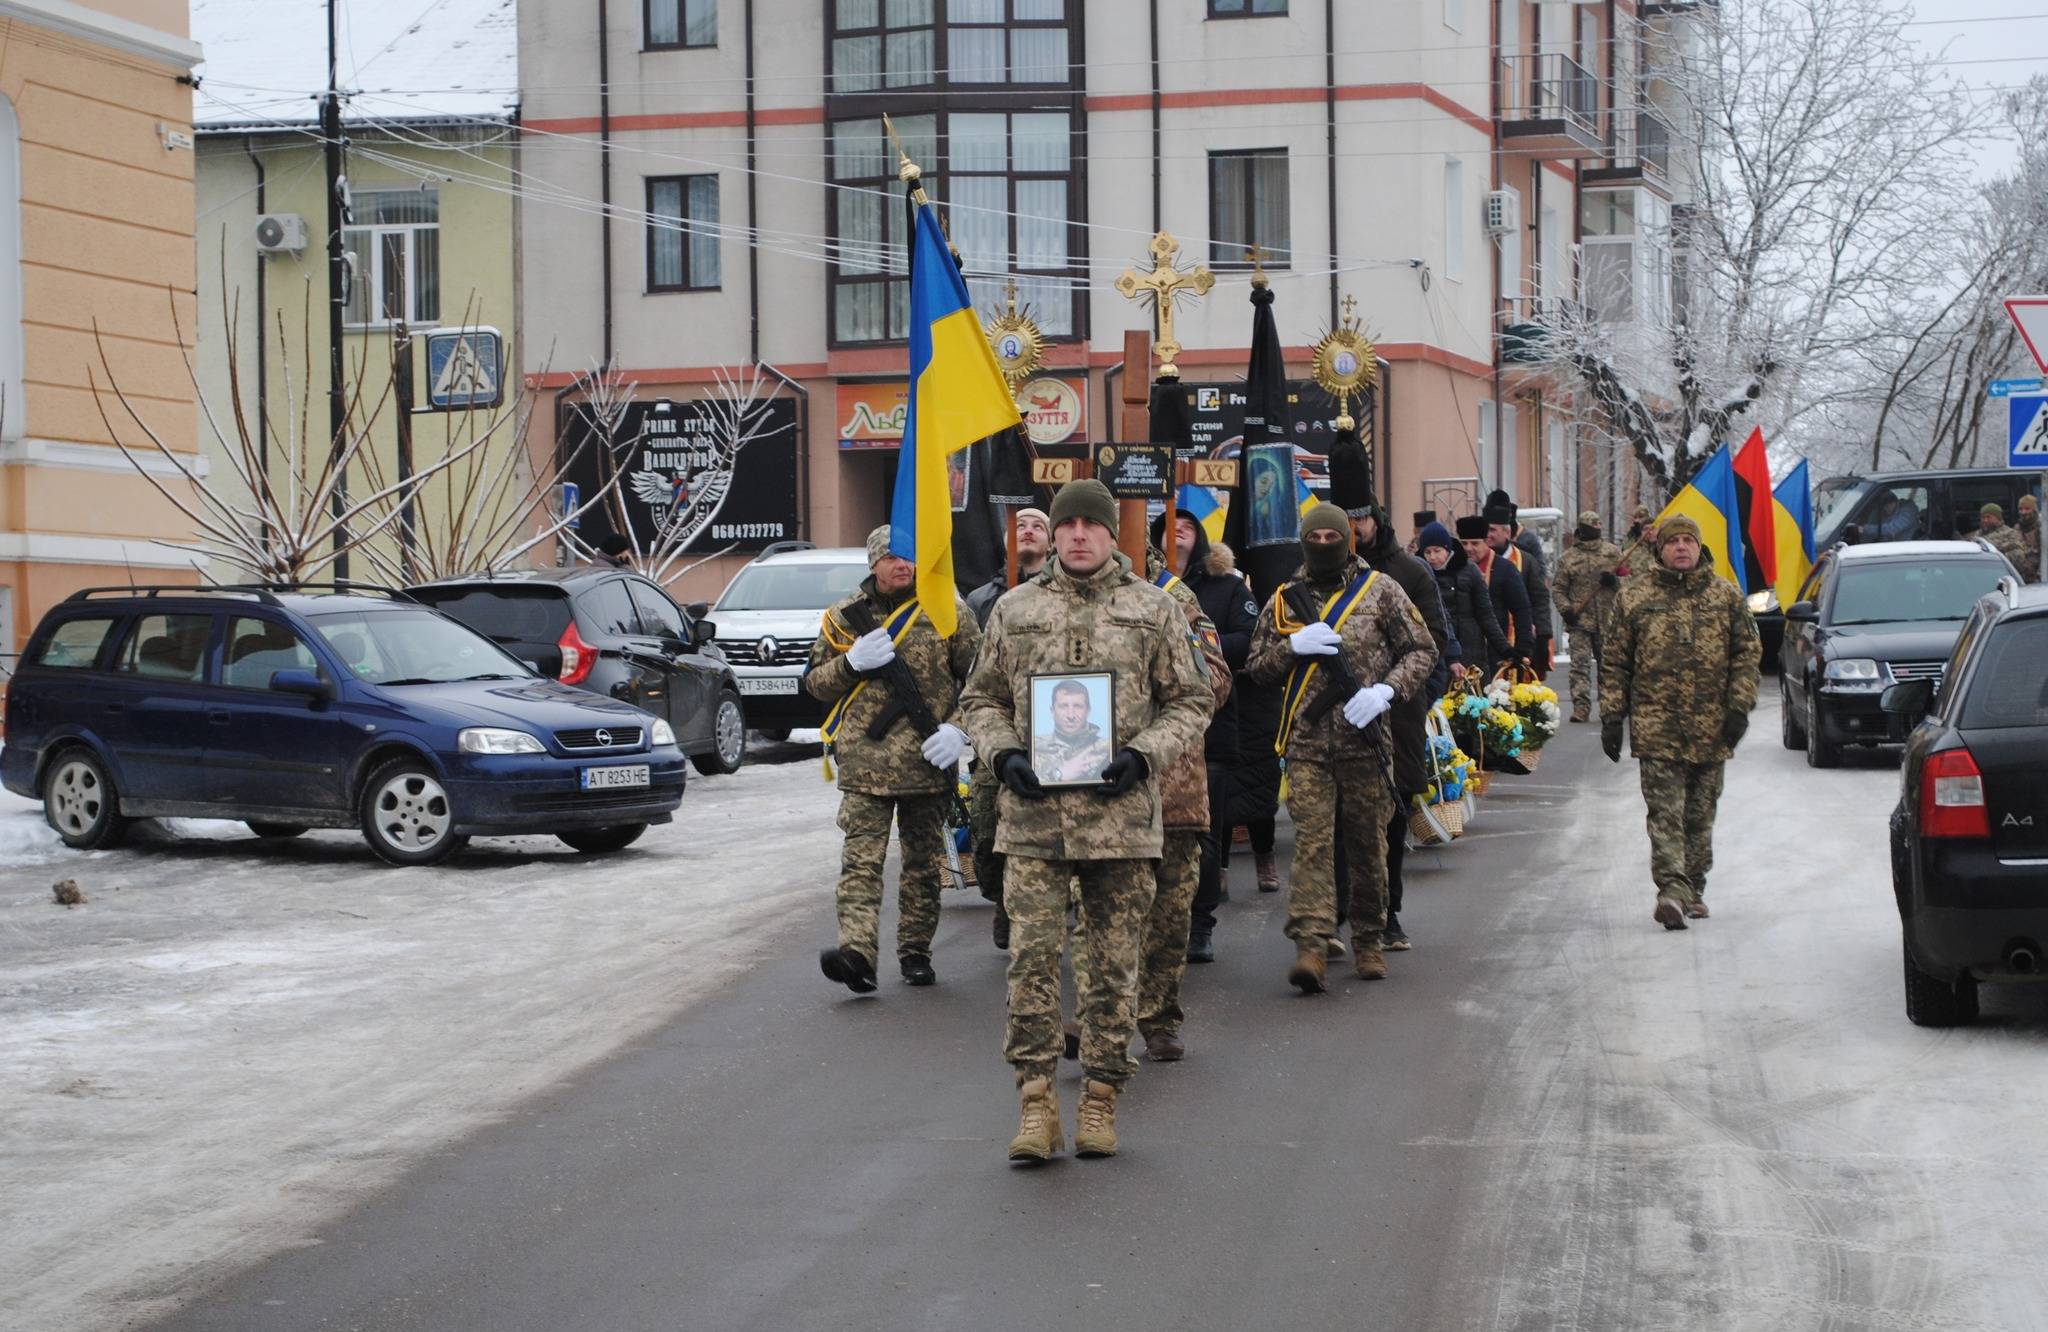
[889,202,1021,637]
[1772,459,1815,607]
[1296,471,1319,518]
[1178,482,1225,544]
[1655,445,1748,590]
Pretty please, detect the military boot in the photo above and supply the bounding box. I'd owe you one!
[1008,1077,1063,1162]
[1354,946,1388,980]
[1654,897,1690,931]
[1255,850,1280,893]
[1289,944,1328,994]
[1074,1080,1120,1157]
[819,946,878,993]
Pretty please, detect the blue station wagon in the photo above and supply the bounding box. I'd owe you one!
[2,586,686,865]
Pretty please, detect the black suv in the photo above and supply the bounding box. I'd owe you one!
[1778,540,2014,766]
[1885,578,2048,1026]
[410,568,746,777]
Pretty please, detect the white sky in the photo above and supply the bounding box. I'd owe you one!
[1906,0,2048,178]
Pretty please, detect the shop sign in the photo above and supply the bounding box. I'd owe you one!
[560,397,800,552]
[1018,376,1085,446]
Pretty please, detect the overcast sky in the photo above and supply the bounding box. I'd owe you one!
[1907,0,2048,177]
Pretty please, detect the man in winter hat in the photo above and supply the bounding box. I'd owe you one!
[1484,489,1555,674]
[1458,513,1533,672]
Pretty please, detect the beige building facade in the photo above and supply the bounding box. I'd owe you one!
[0,0,204,654]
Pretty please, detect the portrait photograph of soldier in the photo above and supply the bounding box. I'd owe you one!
[1030,673,1115,785]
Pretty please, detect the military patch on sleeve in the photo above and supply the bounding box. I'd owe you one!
[1199,625,1222,654]
[1408,605,1425,626]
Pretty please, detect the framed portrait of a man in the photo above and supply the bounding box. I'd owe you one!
[1029,672,1116,787]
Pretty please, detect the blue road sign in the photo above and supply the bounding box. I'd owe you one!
[1990,377,2045,398]
[560,481,581,529]
[2007,394,2048,468]
[424,327,504,410]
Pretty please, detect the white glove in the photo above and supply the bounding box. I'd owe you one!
[1342,683,1396,729]
[1289,621,1342,656]
[921,722,970,770]
[846,627,896,672]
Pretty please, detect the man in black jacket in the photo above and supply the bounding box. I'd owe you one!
[1153,509,1259,963]
[1460,514,1533,668]
[1485,490,1554,673]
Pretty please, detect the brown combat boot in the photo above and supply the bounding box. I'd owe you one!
[1354,946,1388,980]
[1685,899,1711,920]
[1255,850,1280,893]
[1654,897,1690,931]
[1143,1028,1185,1062]
[1074,1079,1119,1157]
[1008,1077,1063,1162]
[1570,705,1590,723]
[1289,944,1328,994]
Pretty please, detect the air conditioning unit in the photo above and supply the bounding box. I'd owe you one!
[1483,190,1519,237]
[254,213,308,255]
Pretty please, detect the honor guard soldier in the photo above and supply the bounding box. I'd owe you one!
[960,480,1212,1162]
[806,527,980,992]
[1552,511,1625,723]
[1246,503,1436,991]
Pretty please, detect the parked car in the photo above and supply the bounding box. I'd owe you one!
[706,543,870,739]
[1884,577,2048,1026]
[1,585,686,866]
[408,567,745,777]
[1778,539,2015,767]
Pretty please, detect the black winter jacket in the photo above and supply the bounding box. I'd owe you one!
[1360,524,1449,797]
[1511,529,1554,641]
[1152,513,1260,764]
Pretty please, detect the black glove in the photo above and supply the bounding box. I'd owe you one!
[1721,708,1750,752]
[1601,717,1624,763]
[994,750,1046,800]
[1561,609,1580,630]
[1096,748,1148,797]
[1599,571,1619,591]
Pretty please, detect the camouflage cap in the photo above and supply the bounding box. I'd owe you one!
[1631,504,1652,521]
[866,525,894,567]
[1658,513,1703,546]
[2022,494,2040,512]
[1981,501,2005,518]
[1577,510,1602,528]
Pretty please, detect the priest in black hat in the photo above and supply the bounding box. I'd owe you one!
[1483,489,1555,674]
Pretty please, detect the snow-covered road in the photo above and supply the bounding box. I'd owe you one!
[0,745,843,1332]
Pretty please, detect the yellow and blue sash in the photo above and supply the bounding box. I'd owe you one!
[818,598,922,778]
[1273,570,1377,756]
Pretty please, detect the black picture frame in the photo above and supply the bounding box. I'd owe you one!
[1028,670,1117,787]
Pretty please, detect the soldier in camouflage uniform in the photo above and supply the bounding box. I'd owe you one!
[961,480,1213,1162]
[1246,503,1436,992]
[2018,494,2041,582]
[1552,510,1624,723]
[805,527,980,991]
[968,507,1051,950]
[1978,502,2029,572]
[1599,512,1761,931]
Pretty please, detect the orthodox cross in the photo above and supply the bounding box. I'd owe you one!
[1114,230,1215,378]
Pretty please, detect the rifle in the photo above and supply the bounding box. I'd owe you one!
[838,600,942,742]
[1285,582,1365,730]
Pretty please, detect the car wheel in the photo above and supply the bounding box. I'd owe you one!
[43,748,129,850]
[1903,938,1978,1027]
[691,689,747,777]
[359,758,470,867]
[557,823,648,854]
[245,822,309,840]
[1780,678,1807,750]
[1805,686,1840,768]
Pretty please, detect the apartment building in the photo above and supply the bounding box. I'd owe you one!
[517,0,1697,600]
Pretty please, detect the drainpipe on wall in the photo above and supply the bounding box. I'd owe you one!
[598,0,615,367]
[1148,0,1161,235]
[1325,0,1339,330]
[1490,0,1504,492]
[242,134,267,472]
[745,0,761,368]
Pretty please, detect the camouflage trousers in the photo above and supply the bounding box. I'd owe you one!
[834,790,947,965]
[1071,832,1204,1042]
[1284,757,1395,950]
[1638,758,1725,906]
[1004,855,1157,1089]
[967,765,1005,908]
[1568,623,1601,716]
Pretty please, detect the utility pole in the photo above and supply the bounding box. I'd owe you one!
[392,321,417,584]
[324,0,350,580]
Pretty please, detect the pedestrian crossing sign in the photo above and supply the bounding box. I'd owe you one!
[424,328,504,411]
[2009,394,2048,469]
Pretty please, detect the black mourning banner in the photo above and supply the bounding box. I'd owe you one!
[561,397,800,553]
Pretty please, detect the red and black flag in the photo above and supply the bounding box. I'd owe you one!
[1730,427,1778,596]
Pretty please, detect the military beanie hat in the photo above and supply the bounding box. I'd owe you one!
[1982,501,2005,518]
[866,525,894,567]
[1578,510,1602,528]
[1049,478,1119,535]
[1658,513,1703,547]
[1455,514,1490,541]
[1301,501,1354,548]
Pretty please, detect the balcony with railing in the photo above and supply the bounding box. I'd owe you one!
[1583,107,1673,193]
[1498,53,1604,158]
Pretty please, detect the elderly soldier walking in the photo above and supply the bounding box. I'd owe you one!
[961,480,1211,1161]
[1247,504,1436,991]
[1552,511,1624,723]
[1599,513,1761,931]
[806,527,980,991]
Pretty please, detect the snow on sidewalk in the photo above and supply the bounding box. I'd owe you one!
[0,759,842,1332]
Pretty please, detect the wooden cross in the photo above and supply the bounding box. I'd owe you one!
[1114,231,1215,378]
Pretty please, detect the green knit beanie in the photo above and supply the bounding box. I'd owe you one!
[1301,501,1353,548]
[1049,479,1119,536]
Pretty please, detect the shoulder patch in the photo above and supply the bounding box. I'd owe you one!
[1409,604,1425,625]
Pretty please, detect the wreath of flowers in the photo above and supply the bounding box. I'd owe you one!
[1487,678,1563,750]
[1438,692,1524,763]
[1416,733,1476,808]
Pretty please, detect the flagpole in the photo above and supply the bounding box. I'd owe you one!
[883,113,933,209]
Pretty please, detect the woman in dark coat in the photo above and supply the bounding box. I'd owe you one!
[1419,521,1508,677]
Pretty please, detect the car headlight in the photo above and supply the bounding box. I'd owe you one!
[1746,590,1779,614]
[650,718,677,746]
[1824,658,1881,681]
[458,727,545,754]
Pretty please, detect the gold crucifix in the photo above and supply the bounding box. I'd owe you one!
[1114,230,1215,378]
[1246,243,1273,289]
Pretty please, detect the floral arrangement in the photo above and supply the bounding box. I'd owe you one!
[1438,692,1524,763]
[1416,733,1476,808]
[1487,678,1563,750]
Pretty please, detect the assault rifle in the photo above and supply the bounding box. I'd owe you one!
[1285,581,1366,731]
[838,601,942,742]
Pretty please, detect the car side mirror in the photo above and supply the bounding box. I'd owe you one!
[1880,678,1935,718]
[693,619,717,646]
[685,601,710,620]
[271,667,333,699]
[1783,601,1819,623]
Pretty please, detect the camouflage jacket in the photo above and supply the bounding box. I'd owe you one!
[1984,522,2028,574]
[1146,550,1233,833]
[1600,563,1761,763]
[2022,518,2042,582]
[1244,554,1437,766]
[804,578,980,796]
[1553,538,1623,628]
[960,556,1214,860]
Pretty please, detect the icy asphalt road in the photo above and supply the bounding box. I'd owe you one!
[10,694,2048,1330]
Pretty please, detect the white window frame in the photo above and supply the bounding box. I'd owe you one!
[0,92,21,443]
[1443,156,1464,283]
[343,190,440,331]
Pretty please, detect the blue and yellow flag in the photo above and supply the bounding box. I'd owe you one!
[1177,483,1225,544]
[1772,459,1816,607]
[1655,445,1747,590]
[889,202,1021,637]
